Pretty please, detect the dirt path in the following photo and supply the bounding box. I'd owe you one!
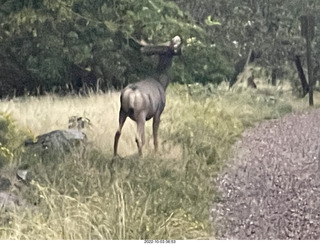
[211,109,320,239]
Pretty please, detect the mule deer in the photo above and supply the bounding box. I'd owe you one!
[113,36,182,156]
[25,116,90,155]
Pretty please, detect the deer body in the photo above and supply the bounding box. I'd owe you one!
[114,36,181,156]
[121,78,166,120]
[25,116,90,157]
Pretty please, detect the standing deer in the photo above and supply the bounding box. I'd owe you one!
[113,36,182,156]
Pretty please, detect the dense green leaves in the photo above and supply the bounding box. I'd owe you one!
[175,38,232,84]
[0,112,31,167]
[0,0,232,97]
[174,0,320,87]
[1,0,320,97]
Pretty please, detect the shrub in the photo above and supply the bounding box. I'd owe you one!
[0,112,30,167]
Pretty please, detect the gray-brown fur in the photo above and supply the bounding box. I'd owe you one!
[114,36,182,156]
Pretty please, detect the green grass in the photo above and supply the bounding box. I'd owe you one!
[0,83,316,239]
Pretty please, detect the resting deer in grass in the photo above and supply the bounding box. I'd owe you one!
[114,36,182,156]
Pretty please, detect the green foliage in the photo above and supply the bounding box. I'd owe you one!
[173,37,232,84]
[0,142,12,167]
[0,112,30,167]
[174,0,320,88]
[0,0,231,96]
[164,84,293,168]
[2,0,320,96]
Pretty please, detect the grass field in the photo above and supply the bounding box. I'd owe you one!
[0,82,317,239]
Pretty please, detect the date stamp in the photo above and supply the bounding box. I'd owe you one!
[144,240,176,244]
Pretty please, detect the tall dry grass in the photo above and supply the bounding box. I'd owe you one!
[2,92,135,156]
[0,83,315,239]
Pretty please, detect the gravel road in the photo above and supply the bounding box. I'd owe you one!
[211,109,320,239]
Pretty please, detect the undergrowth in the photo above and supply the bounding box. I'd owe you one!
[0,83,313,239]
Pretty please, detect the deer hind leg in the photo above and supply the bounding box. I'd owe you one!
[153,112,161,153]
[135,113,146,156]
[114,108,127,156]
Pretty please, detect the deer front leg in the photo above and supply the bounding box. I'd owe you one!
[114,108,127,157]
[153,112,161,153]
[135,113,146,156]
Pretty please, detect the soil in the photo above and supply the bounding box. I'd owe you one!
[211,108,320,240]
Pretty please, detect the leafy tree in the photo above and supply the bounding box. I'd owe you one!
[174,0,320,90]
[0,0,232,97]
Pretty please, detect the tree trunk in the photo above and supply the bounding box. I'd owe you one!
[294,55,309,97]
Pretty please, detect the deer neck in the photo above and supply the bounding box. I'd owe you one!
[157,54,173,73]
[155,54,173,90]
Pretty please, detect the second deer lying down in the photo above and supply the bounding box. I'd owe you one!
[114,36,182,156]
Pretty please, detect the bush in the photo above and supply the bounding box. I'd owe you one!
[0,112,30,167]
[0,0,232,97]
[173,38,232,84]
